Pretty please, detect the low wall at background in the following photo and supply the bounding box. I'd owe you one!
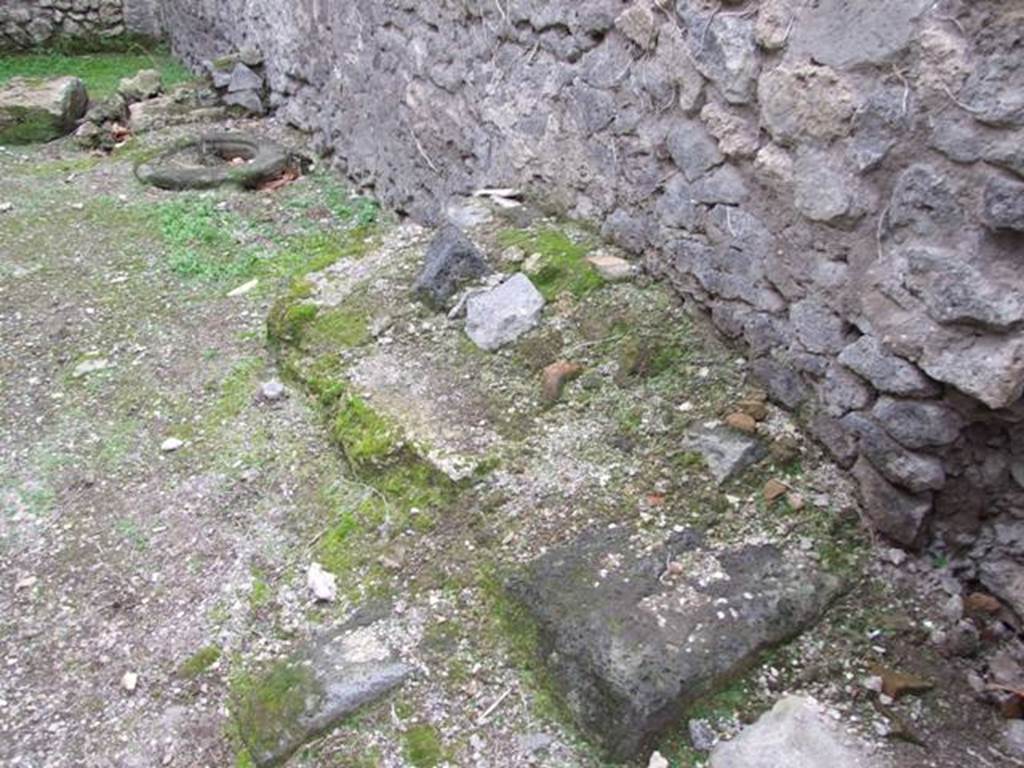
[129,0,1024,600]
[0,0,162,49]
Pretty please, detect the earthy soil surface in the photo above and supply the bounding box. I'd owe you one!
[0,113,1014,768]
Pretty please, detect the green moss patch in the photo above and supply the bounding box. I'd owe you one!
[230,658,320,762]
[498,227,603,300]
[178,645,222,678]
[0,109,61,145]
[402,724,446,768]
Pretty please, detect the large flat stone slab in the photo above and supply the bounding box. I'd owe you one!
[348,348,504,481]
[710,695,886,768]
[0,76,87,144]
[234,619,412,767]
[509,530,842,761]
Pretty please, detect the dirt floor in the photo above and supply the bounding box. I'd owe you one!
[0,112,1017,768]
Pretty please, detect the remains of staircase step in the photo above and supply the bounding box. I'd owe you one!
[508,528,843,761]
[348,348,504,481]
[234,619,412,767]
[709,695,887,768]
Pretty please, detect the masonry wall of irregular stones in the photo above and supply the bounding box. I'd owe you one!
[0,0,162,50]
[162,0,1024,602]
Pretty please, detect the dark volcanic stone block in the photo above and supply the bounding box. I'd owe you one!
[508,529,842,761]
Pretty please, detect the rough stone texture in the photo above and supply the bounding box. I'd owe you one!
[710,695,885,768]
[234,619,411,767]
[465,274,545,352]
[852,458,931,547]
[0,77,88,145]
[413,225,490,309]
[682,425,765,484]
[157,0,1024,553]
[0,1,161,49]
[509,529,842,761]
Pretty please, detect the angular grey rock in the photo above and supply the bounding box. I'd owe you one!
[852,457,932,546]
[691,165,749,205]
[229,63,264,93]
[957,23,1024,127]
[841,413,945,493]
[235,620,412,767]
[982,175,1024,232]
[755,0,797,51]
[887,164,962,238]
[223,89,266,115]
[616,2,658,50]
[682,425,766,484]
[820,364,873,418]
[117,69,163,103]
[1005,719,1024,758]
[666,120,724,182]
[465,273,545,351]
[847,87,910,172]
[509,529,841,761]
[757,62,856,146]
[656,175,701,231]
[86,92,127,125]
[791,299,849,355]
[871,397,962,450]
[690,15,759,105]
[917,333,1024,411]
[0,76,88,144]
[413,225,490,309]
[980,559,1024,621]
[601,208,649,253]
[790,0,931,69]
[751,357,808,410]
[899,245,1024,331]
[710,695,885,768]
[838,336,939,397]
[810,411,858,468]
[793,149,870,225]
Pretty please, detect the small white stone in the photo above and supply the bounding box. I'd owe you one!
[648,751,669,768]
[160,437,185,453]
[0,202,12,213]
[122,671,138,693]
[307,562,337,602]
[260,380,286,401]
[227,278,259,297]
[72,357,111,378]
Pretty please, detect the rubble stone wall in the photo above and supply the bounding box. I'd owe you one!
[165,1,1024,588]
[0,0,162,50]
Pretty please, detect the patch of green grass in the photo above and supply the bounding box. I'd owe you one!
[0,47,191,100]
[249,570,272,611]
[498,227,603,300]
[402,724,445,768]
[208,356,262,427]
[156,198,262,282]
[179,645,222,678]
[478,569,571,726]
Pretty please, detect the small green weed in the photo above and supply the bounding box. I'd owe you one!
[178,645,222,678]
[402,724,445,768]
